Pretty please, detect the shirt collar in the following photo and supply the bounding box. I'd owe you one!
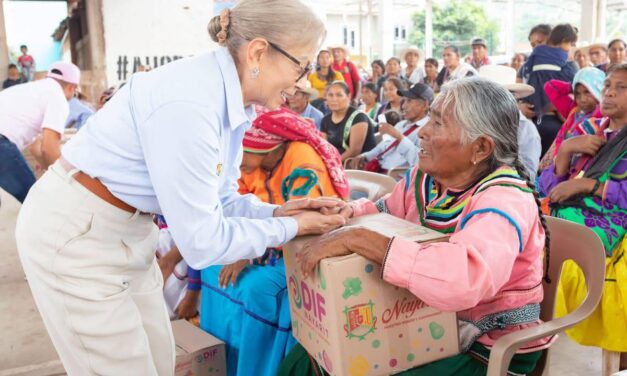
[215,47,256,129]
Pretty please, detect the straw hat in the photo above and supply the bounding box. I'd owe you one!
[295,81,319,100]
[575,39,608,55]
[478,65,535,99]
[328,45,351,55]
[399,46,423,61]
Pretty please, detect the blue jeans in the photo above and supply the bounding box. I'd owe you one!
[0,135,36,203]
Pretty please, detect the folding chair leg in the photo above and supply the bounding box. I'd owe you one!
[603,350,621,376]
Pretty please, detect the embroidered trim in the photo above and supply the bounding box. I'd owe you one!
[460,208,524,253]
[380,236,396,279]
[458,303,541,353]
[375,198,390,214]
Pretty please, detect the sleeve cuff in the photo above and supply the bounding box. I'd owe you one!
[259,204,280,219]
[549,165,569,183]
[276,216,299,244]
[363,149,377,161]
[604,180,617,204]
[381,237,422,289]
[350,198,379,217]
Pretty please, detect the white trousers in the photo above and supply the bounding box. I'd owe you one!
[15,161,175,375]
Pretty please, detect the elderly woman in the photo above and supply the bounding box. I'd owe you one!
[201,106,349,376]
[321,81,376,161]
[543,64,627,370]
[280,78,553,376]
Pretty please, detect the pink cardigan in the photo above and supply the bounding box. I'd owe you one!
[350,169,555,352]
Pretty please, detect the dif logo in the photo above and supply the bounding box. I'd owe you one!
[288,274,326,321]
[195,348,219,363]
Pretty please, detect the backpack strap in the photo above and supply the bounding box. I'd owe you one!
[342,110,365,151]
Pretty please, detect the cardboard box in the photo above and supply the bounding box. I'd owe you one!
[172,319,226,376]
[284,213,459,376]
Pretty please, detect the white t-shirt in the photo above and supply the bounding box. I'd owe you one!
[0,78,69,150]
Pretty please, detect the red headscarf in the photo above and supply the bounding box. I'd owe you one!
[243,106,349,199]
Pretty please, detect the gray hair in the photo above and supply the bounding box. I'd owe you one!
[208,0,326,60]
[436,77,553,283]
[436,77,520,168]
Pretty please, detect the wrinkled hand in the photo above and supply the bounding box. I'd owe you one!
[549,179,593,203]
[320,204,354,221]
[297,227,357,278]
[218,260,249,288]
[274,197,346,217]
[176,290,200,319]
[561,135,606,157]
[519,102,535,119]
[293,210,346,236]
[379,123,402,140]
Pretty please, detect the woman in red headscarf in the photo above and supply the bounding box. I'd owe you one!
[199,106,348,376]
[239,105,348,205]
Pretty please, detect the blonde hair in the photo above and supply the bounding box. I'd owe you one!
[208,0,326,59]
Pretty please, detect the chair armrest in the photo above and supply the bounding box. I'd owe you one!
[486,292,602,376]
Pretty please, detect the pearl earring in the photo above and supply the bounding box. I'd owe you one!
[251,67,260,79]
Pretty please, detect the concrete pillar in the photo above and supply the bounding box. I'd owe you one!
[378,0,394,61]
[366,0,372,61]
[596,0,606,41]
[84,0,107,102]
[580,0,598,42]
[505,0,514,56]
[425,0,433,58]
[0,0,9,83]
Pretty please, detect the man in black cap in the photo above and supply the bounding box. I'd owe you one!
[356,83,433,173]
[470,37,492,69]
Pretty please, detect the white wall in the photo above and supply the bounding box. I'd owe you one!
[102,0,217,85]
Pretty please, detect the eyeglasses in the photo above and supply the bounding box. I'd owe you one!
[268,41,311,82]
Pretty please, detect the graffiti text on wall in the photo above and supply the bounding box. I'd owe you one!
[116,55,186,81]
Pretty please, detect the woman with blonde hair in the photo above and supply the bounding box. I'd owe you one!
[15,1,346,374]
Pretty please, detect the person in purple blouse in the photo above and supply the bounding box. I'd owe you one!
[539,64,627,216]
[542,63,627,371]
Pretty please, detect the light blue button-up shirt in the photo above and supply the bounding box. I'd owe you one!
[362,116,428,170]
[518,111,541,181]
[63,48,298,269]
[301,104,324,130]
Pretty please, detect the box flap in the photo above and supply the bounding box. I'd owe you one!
[171,319,224,353]
[348,213,448,243]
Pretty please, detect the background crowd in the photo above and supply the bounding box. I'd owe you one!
[0,14,626,376]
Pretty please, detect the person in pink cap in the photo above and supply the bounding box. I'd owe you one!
[0,61,80,202]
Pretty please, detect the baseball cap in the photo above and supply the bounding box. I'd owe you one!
[471,37,488,48]
[47,61,81,85]
[397,83,434,103]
